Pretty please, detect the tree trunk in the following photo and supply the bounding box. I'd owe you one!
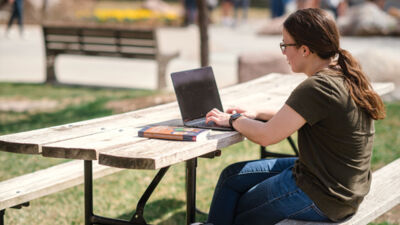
[196,0,209,67]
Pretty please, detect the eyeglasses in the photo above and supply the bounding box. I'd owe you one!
[280,42,297,52]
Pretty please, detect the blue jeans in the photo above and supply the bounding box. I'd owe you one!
[7,0,24,31]
[207,158,331,225]
[233,0,249,21]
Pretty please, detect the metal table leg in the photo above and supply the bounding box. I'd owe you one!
[83,160,169,225]
[0,209,5,225]
[84,160,93,225]
[186,158,197,225]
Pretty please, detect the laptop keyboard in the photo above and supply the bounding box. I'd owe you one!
[186,118,216,127]
[185,118,233,131]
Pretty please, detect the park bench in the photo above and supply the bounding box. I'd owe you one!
[0,74,396,225]
[277,158,400,225]
[0,160,121,225]
[42,23,179,89]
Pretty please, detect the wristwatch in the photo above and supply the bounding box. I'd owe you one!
[229,113,242,129]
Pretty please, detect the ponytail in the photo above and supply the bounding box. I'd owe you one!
[336,49,386,120]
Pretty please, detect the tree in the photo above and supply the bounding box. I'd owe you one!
[196,0,209,67]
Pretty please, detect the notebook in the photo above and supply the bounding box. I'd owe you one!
[171,66,233,131]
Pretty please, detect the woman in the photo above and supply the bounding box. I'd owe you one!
[204,8,385,225]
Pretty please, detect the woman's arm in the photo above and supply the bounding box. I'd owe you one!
[206,104,306,147]
[226,107,278,121]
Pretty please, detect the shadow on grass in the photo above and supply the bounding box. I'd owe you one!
[0,98,112,135]
[155,210,209,225]
[116,198,186,223]
[158,211,186,225]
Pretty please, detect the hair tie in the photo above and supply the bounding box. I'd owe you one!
[337,49,345,61]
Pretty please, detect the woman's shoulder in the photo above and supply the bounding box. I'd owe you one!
[294,70,346,99]
[311,69,345,87]
[300,72,336,89]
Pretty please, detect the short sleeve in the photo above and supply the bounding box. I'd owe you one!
[286,75,333,125]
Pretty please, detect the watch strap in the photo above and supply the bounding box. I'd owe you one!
[229,113,242,129]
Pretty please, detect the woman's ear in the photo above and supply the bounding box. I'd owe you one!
[301,45,311,57]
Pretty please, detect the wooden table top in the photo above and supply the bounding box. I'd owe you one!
[0,74,395,170]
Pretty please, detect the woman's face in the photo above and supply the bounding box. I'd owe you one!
[282,28,304,73]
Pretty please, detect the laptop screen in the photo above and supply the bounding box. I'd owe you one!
[171,66,224,122]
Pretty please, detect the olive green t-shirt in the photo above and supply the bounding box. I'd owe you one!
[285,72,374,221]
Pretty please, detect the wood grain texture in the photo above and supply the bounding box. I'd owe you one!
[0,102,180,154]
[0,74,395,163]
[0,160,121,210]
[98,130,244,169]
[277,158,400,225]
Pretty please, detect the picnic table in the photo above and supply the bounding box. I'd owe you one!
[0,74,395,225]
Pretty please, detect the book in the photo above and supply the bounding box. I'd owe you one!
[138,126,210,141]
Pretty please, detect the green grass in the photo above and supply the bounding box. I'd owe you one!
[0,83,153,134]
[371,223,398,225]
[371,102,400,170]
[0,82,399,224]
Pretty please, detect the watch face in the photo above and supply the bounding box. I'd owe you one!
[231,113,241,120]
[229,113,242,129]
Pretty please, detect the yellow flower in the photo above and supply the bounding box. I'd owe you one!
[92,8,179,22]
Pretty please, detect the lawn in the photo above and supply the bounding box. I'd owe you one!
[0,83,399,225]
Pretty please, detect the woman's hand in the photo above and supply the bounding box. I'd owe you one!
[206,108,231,127]
[226,107,256,120]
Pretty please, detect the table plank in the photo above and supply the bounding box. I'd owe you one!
[0,74,394,160]
[0,102,180,154]
[40,84,291,161]
[98,130,244,169]
[41,119,183,160]
[8,74,292,157]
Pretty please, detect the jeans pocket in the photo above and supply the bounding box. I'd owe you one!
[311,203,329,219]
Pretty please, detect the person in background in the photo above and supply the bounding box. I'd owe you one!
[221,0,234,26]
[0,0,8,9]
[205,8,385,225]
[368,0,400,20]
[369,0,385,9]
[5,0,24,37]
[388,6,400,19]
[298,0,348,18]
[320,0,348,17]
[184,0,197,26]
[271,0,294,18]
[207,0,218,23]
[271,0,285,17]
[233,0,250,24]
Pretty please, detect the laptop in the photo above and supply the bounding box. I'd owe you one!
[171,66,233,131]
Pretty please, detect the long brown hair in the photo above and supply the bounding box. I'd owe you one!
[283,8,385,120]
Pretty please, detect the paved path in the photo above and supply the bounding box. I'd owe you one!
[1,21,400,96]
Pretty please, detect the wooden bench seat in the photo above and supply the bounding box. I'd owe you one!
[42,23,179,89]
[0,160,121,224]
[277,158,400,225]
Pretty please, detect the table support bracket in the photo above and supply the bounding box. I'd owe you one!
[260,136,299,158]
[84,160,170,225]
[129,166,170,224]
